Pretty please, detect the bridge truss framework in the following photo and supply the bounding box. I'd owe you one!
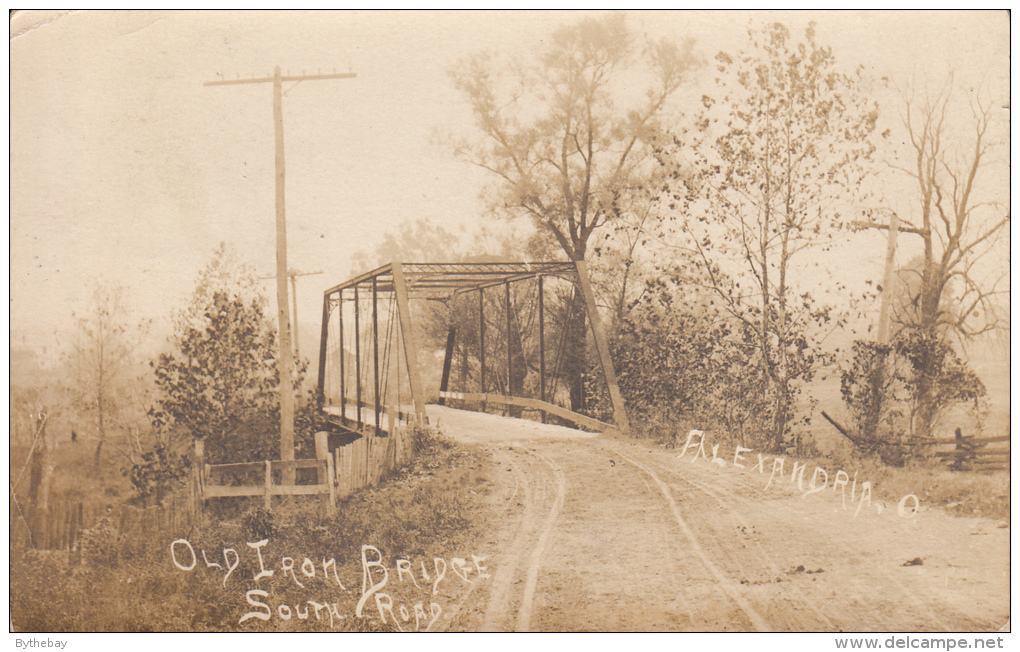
[316,260,629,437]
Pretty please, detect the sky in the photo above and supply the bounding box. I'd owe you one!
[9,10,1010,353]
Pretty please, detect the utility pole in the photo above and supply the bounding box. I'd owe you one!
[853,210,904,344]
[853,209,902,446]
[875,212,899,345]
[205,67,356,472]
[259,269,324,360]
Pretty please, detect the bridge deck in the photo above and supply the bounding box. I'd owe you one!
[426,404,600,445]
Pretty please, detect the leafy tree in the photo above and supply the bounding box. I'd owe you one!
[452,12,700,411]
[894,330,987,438]
[839,340,904,458]
[658,22,877,451]
[149,247,318,465]
[841,329,987,461]
[611,263,772,447]
[125,444,191,506]
[150,290,280,464]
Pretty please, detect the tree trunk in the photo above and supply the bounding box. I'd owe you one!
[911,264,944,439]
[27,417,48,548]
[769,379,790,452]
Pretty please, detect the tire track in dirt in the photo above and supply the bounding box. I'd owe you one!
[473,445,567,632]
[610,447,771,632]
[625,442,987,631]
[514,448,567,632]
[431,406,1006,631]
[526,440,703,631]
[653,459,902,631]
[477,445,539,631]
[669,461,953,630]
[623,448,836,629]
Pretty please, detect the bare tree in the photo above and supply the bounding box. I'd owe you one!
[69,283,149,469]
[881,78,1009,437]
[889,78,1009,340]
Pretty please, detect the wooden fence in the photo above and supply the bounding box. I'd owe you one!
[13,427,418,553]
[202,457,336,510]
[200,427,416,507]
[10,490,201,553]
[820,411,1009,472]
[922,432,1010,472]
[333,423,414,497]
[439,391,617,433]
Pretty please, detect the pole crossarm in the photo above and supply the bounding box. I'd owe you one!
[204,72,357,87]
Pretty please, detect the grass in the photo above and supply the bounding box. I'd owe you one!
[844,457,1010,521]
[10,426,495,632]
[634,412,1010,522]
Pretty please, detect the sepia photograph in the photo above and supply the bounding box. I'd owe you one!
[9,9,1010,639]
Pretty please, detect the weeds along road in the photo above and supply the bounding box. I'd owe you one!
[427,406,1010,633]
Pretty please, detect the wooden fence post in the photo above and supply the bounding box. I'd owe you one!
[193,439,206,515]
[315,431,334,513]
[325,456,337,513]
[314,431,330,462]
[264,460,273,510]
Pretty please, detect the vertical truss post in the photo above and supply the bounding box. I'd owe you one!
[372,277,381,436]
[338,290,345,421]
[478,288,486,395]
[574,260,630,433]
[505,282,512,397]
[439,327,456,406]
[354,284,362,429]
[538,276,546,423]
[317,291,330,409]
[391,262,427,424]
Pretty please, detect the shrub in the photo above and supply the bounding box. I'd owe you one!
[240,506,276,541]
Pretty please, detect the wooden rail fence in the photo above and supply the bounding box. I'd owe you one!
[440,391,617,433]
[917,432,1010,472]
[199,426,416,509]
[201,458,336,510]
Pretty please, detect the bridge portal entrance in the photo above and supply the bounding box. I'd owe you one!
[316,260,629,438]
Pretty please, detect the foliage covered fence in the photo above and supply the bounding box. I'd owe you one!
[12,425,418,554]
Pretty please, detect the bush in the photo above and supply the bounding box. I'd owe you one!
[240,506,276,541]
[841,332,988,458]
[610,275,776,449]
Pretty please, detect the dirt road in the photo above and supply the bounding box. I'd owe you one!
[427,406,1010,633]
